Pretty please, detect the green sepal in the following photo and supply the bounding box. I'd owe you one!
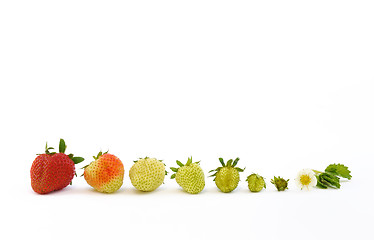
[219,158,225,167]
[92,150,108,160]
[209,172,218,178]
[170,167,179,172]
[232,157,240,167]
[43,142,56,155]
[209,167,220,173]
[165,170,168,176]
[171,173,176,179]
[59,139,66,153]
[226,159,233,167]
[72,157,84,164]
[176,160,184,167]
[236,167,245,172]
[186,157,192,166]
[81,164,89,169]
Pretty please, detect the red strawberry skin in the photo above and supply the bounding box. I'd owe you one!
[30,153,75,194]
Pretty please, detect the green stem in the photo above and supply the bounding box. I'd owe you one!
[313,169,323,175]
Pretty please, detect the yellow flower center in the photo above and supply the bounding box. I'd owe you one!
[300,175,311,185]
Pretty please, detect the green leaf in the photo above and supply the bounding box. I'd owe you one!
[171,173,176,179]
[219,158,225,167]
[325,163,352,180]
[176,160,184,167]
[72,157,84,164]
[59,139,66,153]
[170,167,179,172]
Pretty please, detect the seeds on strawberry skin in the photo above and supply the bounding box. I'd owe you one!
[83,151,124,193]
[30,139,84,194]
[129,157,167,192]
[209,157,245,193]
[246,173,266,192]
[170,157,205,194]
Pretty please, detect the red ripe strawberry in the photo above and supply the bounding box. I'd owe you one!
[30,139,84,194]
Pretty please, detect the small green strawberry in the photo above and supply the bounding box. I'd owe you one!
[209,157,245,193]
[129,157,167,192]
[170,157,205,194]
[246,173,266,192]
[271,176,289,191]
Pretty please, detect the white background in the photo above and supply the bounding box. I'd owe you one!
[1,1,373,239]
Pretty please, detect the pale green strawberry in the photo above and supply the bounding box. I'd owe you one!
[170,157,205,194]
[246,173,266,192]
[209,157,245,193]
[129,157,167,192]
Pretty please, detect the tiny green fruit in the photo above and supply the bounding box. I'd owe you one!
[246,173,266,192]
[271,176,289,191]
[209,157,245,193]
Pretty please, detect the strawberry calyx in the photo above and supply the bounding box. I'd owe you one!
[170,156,200,179]
[208,157,245,181]
[37,139,84,165]
[43,142,56,155]
[93,150,108,160]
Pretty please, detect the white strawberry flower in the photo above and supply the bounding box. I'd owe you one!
[295,169,317,190]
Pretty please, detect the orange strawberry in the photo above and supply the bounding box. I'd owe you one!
[83,151,124,193]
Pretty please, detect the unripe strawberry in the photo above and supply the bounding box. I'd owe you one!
[83,151,124,193]
[129,157,167,192]
[246,173,266,192]
[209,157,245,193]
[30,139,84,194]
[170,157,205,194]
